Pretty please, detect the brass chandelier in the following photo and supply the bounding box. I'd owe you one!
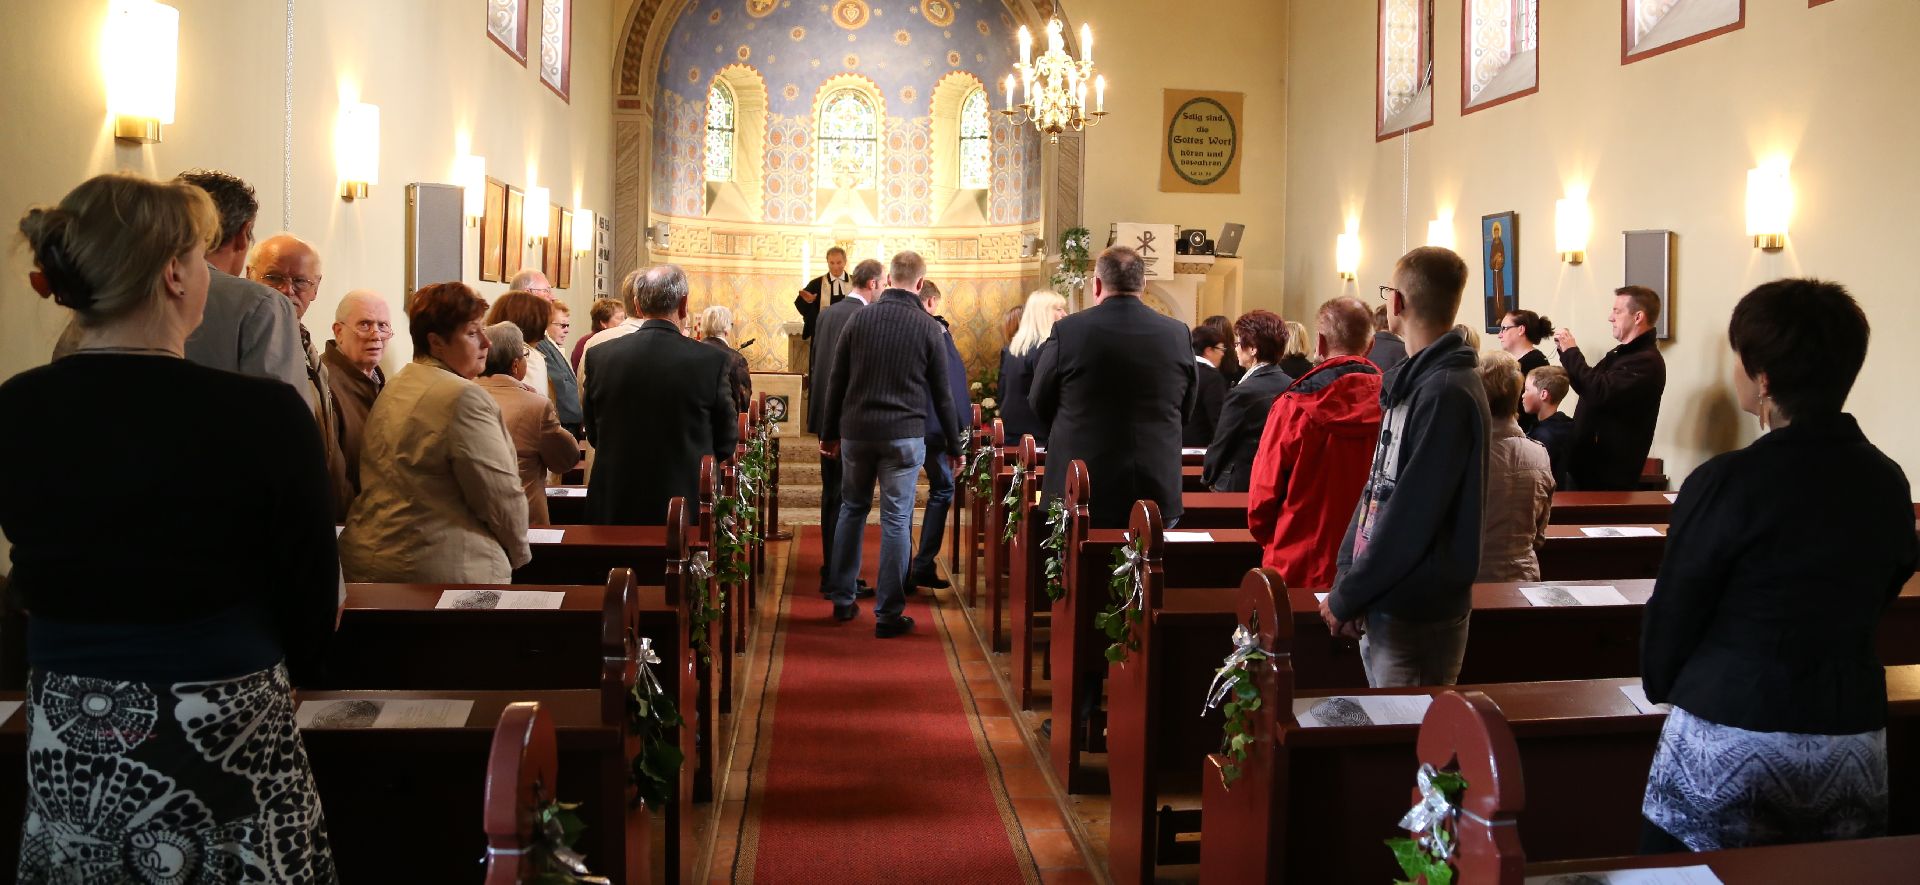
[1000,19,1107,144]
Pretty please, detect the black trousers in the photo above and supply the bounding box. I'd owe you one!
[1640,816,1689,854]
[818,453,843,579]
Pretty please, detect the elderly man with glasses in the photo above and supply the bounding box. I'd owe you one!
[249,233,352,516]
[511,268,555,300]
[323,290,393,500]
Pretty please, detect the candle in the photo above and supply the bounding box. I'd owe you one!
[1003,74,1015,111]
[1096,75,1106,113]
[1018,26,1031,66]
[1080,24,1093,64]
[1023,71,1032,107]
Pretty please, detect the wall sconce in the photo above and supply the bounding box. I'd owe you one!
[104,0,179,144]
[1554,197,1591,264]
[1746,163,1792,251]
[336,102,380,201]
[1425,218,1454,251]
[572,209,594,253]
[525,186,551,242]
[1335,232,1360,281]
[457,155,486,225]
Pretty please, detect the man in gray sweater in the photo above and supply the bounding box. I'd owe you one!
[177,169,312,408]
[819,251,961,636]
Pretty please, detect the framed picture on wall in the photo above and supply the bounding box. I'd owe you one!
[557,209,574,289]
[1481,211,1519,331]
[504,185,526,280]
[543,204,564,279]
[479,178,507,281]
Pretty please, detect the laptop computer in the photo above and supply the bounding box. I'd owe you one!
[1215,222,1246,258]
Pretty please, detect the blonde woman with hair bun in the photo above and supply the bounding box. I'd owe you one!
[2,172,339,880]
[999,290,1067,444]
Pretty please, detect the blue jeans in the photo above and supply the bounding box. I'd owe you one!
[827,438,925,622]
[910,446,955,577]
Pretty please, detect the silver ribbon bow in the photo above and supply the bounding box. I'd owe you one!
[1397,762,1459,861]
[1202,623,1273,715]
[1111,537,1146,614]
[687,551,713,583]
[635,636,665,698]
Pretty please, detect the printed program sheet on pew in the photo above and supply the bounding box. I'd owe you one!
[1293,695,1432,727]
[435,589,566,610]
[526,528,566,544]
[295,699,475,729]
[0,701,20,726]
[1581,526,1664,538]
[1526,864,1721,884]
[1520,584,1631,607]
[1619,684,1672,715]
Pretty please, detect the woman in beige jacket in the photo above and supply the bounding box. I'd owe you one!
[477,322,581,524]
[1476,352,1555,582]
[340,282,531,582]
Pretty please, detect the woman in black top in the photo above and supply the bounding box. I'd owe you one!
[1276,319,1314,380]
[1496,309,1552,431]
[1183,324,1228,448]
[998,291,1064,445]
[1638,279,1916,854]
[1,174,338,881]
[1202,311,1294,492]
[1202,314,1244,385]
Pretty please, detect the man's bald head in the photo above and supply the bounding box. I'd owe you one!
[247,234,323,318]
[1317,296,1375,358]
[510,269,553,299]
[331,289,392,375]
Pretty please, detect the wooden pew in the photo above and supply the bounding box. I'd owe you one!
[1539,523,1667,580]
[1192,569,1920,883]
[1421,690,1920,884]
[1048,478,1261,792]
[949,404,982,583]
[959,410,993,610]
[483,700,567,885]
[1551,490,1674,524]
[1007,436,1049,707]
[983,420,1021,650]
[325,568,699,883]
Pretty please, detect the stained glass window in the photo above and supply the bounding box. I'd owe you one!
[1464,0,1537,111]
[1378,0,1434,137]
[706,81,735,182]
[817,88,878,189]
[959,88,991,190]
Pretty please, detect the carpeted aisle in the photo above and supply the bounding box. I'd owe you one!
[740,525,1033,883]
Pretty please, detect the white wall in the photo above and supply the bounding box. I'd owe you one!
[1285,0,1920,480]
[1064,0,1290,313]
[0,0,616,382]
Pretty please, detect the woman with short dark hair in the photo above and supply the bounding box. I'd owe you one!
[3,173,338,879]
[1203,310,1296,491]
[1639,278,1917,854]
[342,282,531,582]
[1183,324,1229,448]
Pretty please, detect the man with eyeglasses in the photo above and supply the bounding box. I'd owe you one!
[323,290,392,499]
[249,233,352,518]
[510,268,555,300]
[173,169,313,410]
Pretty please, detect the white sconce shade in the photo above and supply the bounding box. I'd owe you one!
[336,102,380,200]
[573,209,594,252]
[526,186,551,239]
[1335,233,1360,281]
[1555,197,1591,264]
[104,0,179,143]
[457,155,487,222]
[1425,219,1454,251]
[1746,164,1792,251]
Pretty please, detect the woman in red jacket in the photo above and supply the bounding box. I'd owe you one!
[1246,296,1384,589]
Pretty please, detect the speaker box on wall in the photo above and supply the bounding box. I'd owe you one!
[1622,229,1675,340]
[405,183,464,308]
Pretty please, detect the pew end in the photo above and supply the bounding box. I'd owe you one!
[483,701,557,885]
[1197,567,1294,884]
[1413,691,1528,885]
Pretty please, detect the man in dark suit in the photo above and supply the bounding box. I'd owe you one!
[1553,285,1667,491]
[908,280,972,590]
[807,258,883,593]
[1031,246,1196,529]
[581,265,739,525]
[794,246,851,340]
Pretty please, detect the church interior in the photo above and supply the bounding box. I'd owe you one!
[3,1,1919,883]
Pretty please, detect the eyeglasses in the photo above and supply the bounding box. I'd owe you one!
[259,273,321,295]
[554,322,572,330]
[351,320,394,338]
[1498,324,1521,332]
[1377,285,1401,301]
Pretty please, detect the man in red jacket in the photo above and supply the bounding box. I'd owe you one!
[1246,296,1384,589]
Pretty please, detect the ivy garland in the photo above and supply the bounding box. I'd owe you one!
[1000,463,1026,543]
[1050,226,1092,296]
[527,786,610,884]
[1092,537,1147,664]
[1039,497,1070,602]
[625,637,685,810]
[685,552,720,665]
[1203,612,1271,787]
[967,444,993,501]
[1385,764,1469,885]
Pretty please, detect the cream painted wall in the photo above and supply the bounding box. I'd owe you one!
[1285,0,1920,481]
[0,0,615,389]
[1064,0,1289,314]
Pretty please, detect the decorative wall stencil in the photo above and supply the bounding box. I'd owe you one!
[746,0,776,18]
[921,0,956,27]
[831,0,870,30]
[489,0,529,65]
[539,0,571,100]
[880,117,931,226]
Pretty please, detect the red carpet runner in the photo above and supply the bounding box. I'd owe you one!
[744,526,1030,882]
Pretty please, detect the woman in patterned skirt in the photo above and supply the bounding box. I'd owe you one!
[1638,278,1917,852]
[1,173,338,881]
